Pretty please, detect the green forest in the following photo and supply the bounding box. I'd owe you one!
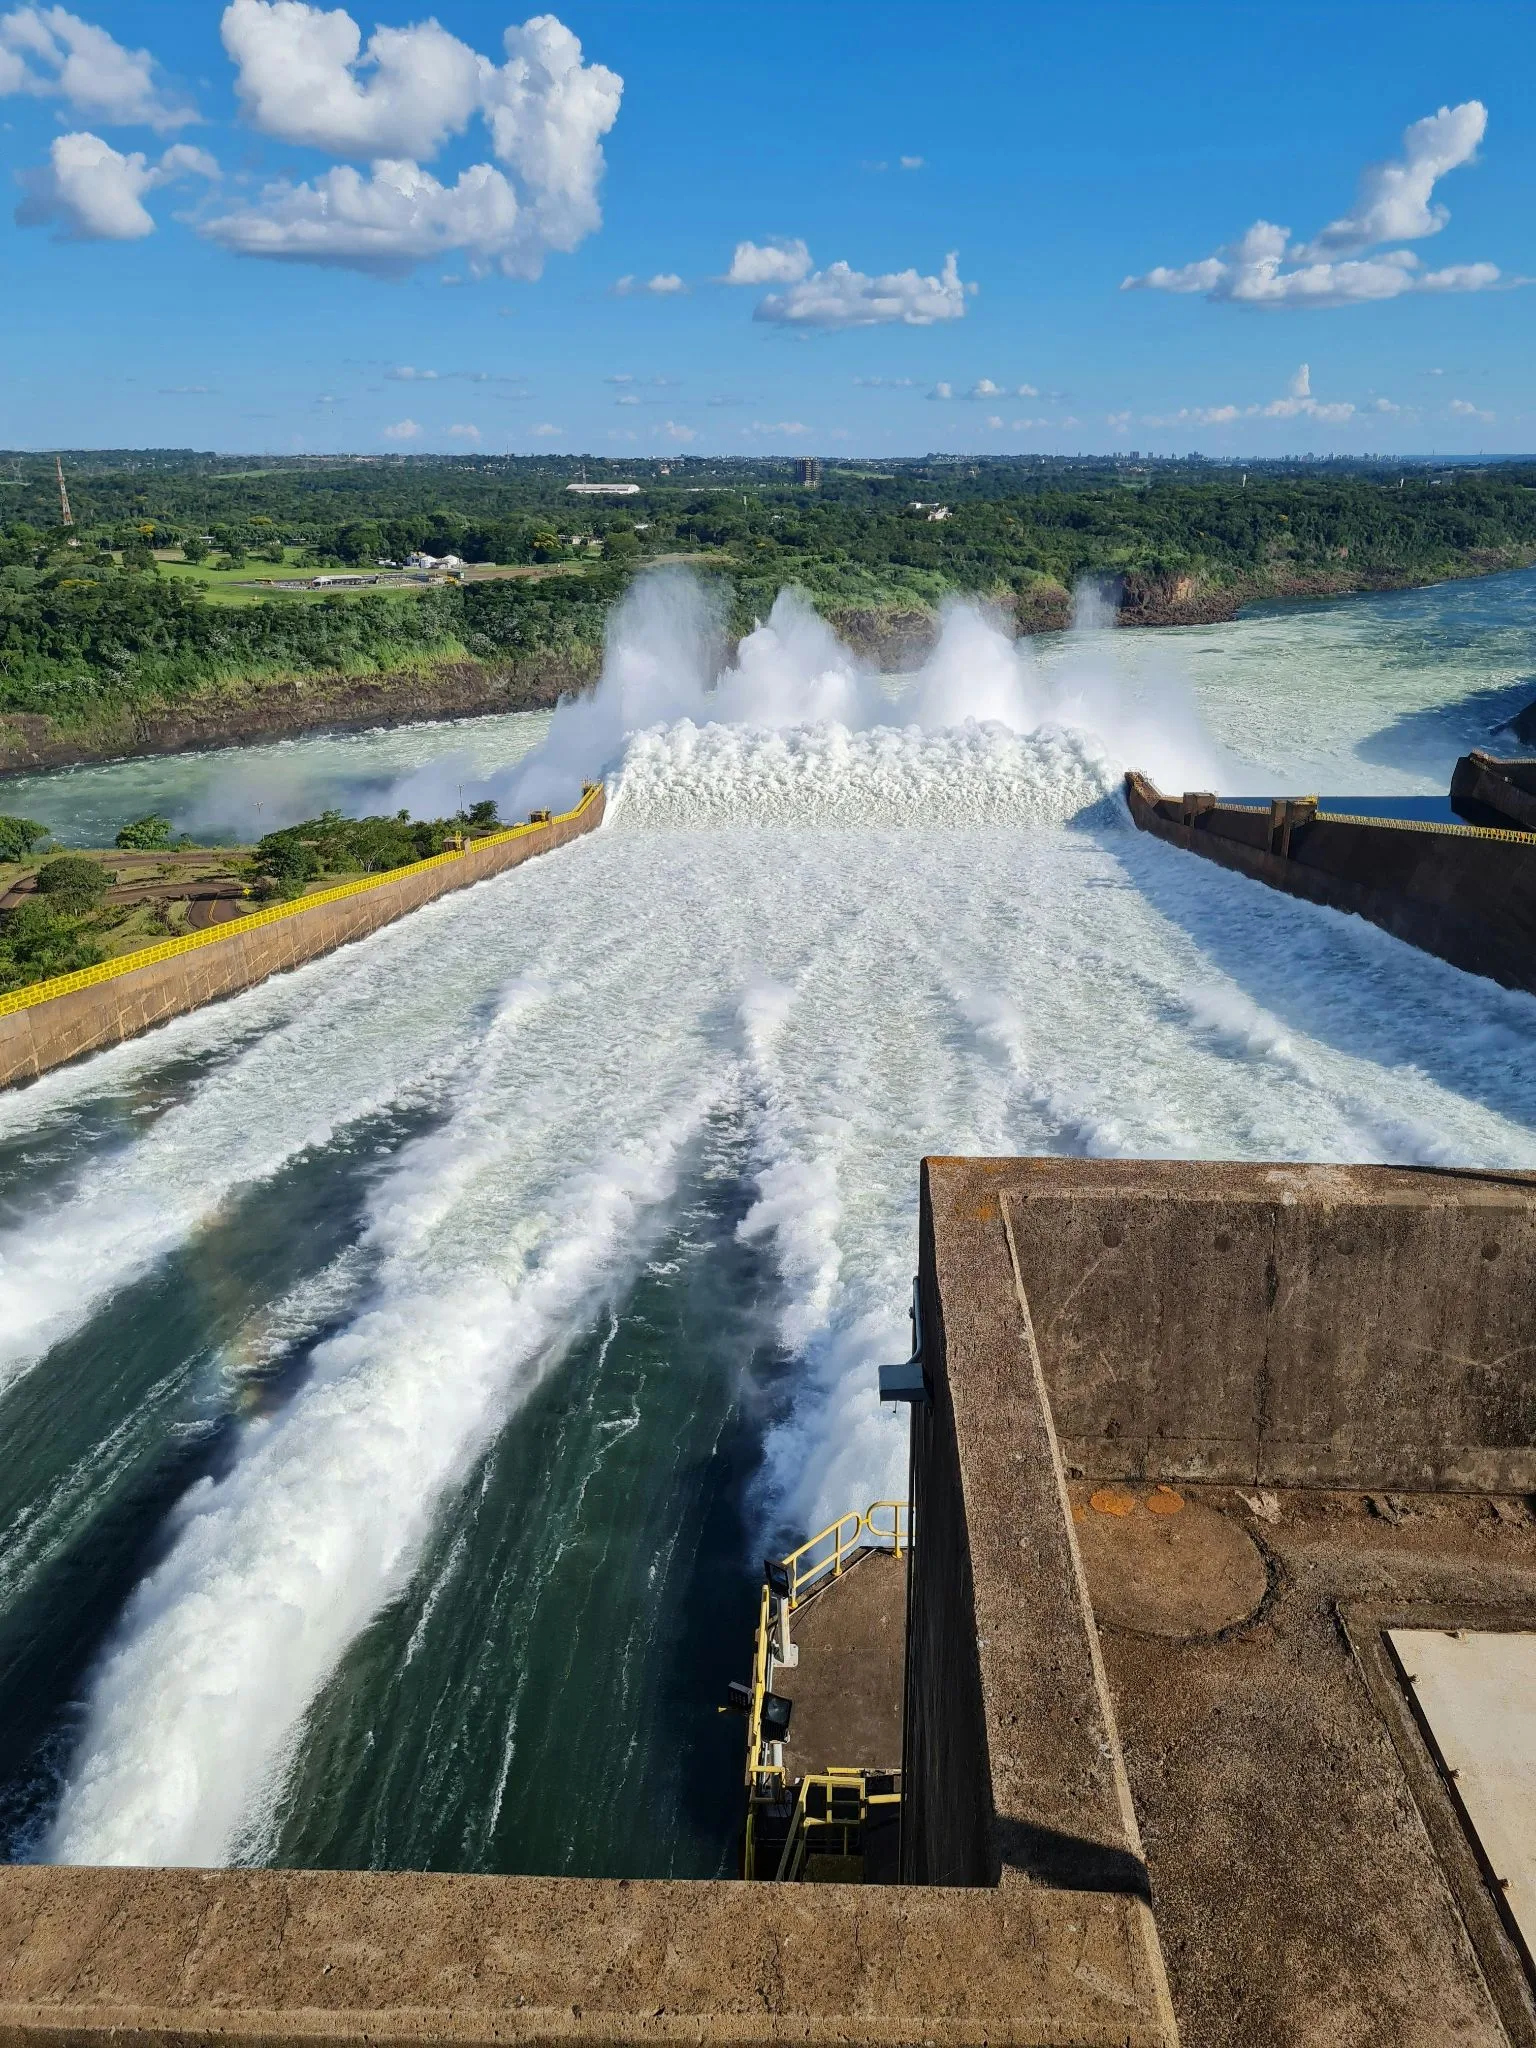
[2,451,1535,735]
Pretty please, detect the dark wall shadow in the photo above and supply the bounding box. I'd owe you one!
[1353,677,1536,777]
[1098,820,1536,1141]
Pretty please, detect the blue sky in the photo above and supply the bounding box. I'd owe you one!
[1,0,1532,458]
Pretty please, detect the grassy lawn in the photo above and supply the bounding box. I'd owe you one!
[152,550,434,607]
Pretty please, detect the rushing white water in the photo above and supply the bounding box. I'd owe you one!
[5,569,1534,1866]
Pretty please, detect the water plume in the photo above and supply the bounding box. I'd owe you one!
[499,568,1226,821]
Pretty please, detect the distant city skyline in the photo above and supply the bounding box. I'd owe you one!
[1,0,1531,457]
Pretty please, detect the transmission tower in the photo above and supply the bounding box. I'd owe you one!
[55,455,78,545]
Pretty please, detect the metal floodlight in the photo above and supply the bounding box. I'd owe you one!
[725,1680,752,1714]
[764,1558,792,1600]
[761,1691,794,1740]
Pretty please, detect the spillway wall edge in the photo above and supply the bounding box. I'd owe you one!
[0,789,605,1090]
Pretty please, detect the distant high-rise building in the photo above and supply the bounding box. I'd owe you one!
[795,456,820,487]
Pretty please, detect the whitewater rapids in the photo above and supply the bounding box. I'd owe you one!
[0,573,1532,1869]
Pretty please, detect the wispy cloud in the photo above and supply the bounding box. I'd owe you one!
[1141,363,1357,427]
[614,271,686,295]
[1124,102,1507,307]
[0,5,198,130]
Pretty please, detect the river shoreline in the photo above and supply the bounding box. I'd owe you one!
[4,554,1533,778]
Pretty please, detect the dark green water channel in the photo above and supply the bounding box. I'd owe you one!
[0,1085,778,1875]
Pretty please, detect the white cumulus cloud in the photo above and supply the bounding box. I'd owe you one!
[15,129,216,240]
[382,417,421,439]
[531,421,561,436]
[754,250,970,330]
[1297,101,1487,258]
[722,236,811,284]
[203,158,526,277]
[1124,102,1505,307]
[1449,397,1494,421]
[899,155,924,170]
[447,422,480,439]
[478,15,622,263]
[206,6,620,279]
[221,0,478,157]
[386,364,437,380]
[0,5,197,130]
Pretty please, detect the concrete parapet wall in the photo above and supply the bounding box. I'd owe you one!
[0,1861,1178,2048]
[0,789,604,1089]
[906,1163,1171,1920]
[903,1156,1536,2040]
[1000,1158,1536,1491]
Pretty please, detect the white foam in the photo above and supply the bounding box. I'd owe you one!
[501,572,1227,819]
[46,1002,723,1865]
[609,717,1116,830]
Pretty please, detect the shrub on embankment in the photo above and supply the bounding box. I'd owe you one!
[250,801,503,899]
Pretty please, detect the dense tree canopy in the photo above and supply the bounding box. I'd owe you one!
[1,452,1533,728]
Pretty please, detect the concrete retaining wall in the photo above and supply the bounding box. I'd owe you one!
[1001,1157,1536,1493]
[905,1161,1163,1917]
[1125,770,1536,995]
[0,788,604,1089]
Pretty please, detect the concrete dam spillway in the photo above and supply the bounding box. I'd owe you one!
[0,569,1534,2042]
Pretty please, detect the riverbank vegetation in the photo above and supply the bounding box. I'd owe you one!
[2,452,1534,755]
[0,798,505,992]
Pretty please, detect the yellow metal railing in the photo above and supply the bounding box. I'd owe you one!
[741,1499,911,1879]
[781,1498,909,1609]
[773,1769,902,1883]
[0,781,603,1018]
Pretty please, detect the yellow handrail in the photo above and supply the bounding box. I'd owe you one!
[781,1498,909,1609]
[744,1500,911,1793]
[0,781,603,1018]
[772,1769,902,1883]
